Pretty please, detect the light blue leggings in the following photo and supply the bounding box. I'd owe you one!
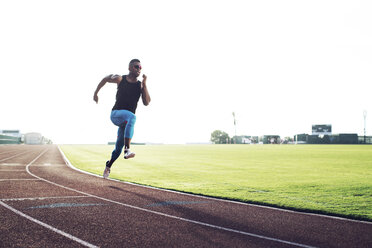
[110,110,136,162]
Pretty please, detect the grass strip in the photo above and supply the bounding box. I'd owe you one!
[60,144,372,221]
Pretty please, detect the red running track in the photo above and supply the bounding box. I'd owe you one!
[0,145,371,247]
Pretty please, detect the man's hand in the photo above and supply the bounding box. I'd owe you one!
[93,94,99,104]
[142,74,147,82]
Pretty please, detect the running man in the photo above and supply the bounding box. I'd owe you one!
[93,59,151,179]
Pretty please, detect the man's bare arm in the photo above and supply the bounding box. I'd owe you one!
[93,74,122,103]
[141,74,151,106]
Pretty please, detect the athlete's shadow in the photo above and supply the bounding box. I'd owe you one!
[108,185,130,192]
[107,185,252,246]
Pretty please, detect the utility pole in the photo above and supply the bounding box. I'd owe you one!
[232,112,237,144]
[364,110,367,144]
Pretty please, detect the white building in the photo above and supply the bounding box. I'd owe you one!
[24,132,43,145]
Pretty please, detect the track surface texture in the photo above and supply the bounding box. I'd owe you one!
[1,145,371,248]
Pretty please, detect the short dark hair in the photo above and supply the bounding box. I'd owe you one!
[129,59,140,66]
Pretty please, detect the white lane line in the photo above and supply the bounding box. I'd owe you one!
[0,150,31,163]
[28,202,107,209]
[0,151,17,155]
[0,148,98,248]
[32,150,316,248]
[0,179,40,181]
[0,163,23,166]
[0,201,98,248]
[1,196,91,201]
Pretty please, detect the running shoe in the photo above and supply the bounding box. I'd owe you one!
[103,161,111,179]
[124,149,135,159]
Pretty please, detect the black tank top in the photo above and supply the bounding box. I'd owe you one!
[112,75,142,114]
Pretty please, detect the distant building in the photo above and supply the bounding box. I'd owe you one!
[24,133,43,145]
[307,134,331,144]
[295,133,359,144]
[294,134,308,144]
[358,136,372,144]
[0,130,51,145]
[232,135,259,144]
[0,134,21,144]
[263,135,280,144]
[331,134,358,144]
[0,130,22,144]
[0,130,22,138]
[302,124,359,144]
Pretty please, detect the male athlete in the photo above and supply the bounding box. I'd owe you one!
[93,59,151,179]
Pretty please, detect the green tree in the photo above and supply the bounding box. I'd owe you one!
[211,130,230,144]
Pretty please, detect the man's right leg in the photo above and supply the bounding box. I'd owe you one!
[103,124,125,179]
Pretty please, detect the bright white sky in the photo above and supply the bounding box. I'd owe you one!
[1,0,371,144]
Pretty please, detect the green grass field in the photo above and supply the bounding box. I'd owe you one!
[60,144,372,221]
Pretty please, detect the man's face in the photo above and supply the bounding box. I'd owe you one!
[129,62,142,77]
